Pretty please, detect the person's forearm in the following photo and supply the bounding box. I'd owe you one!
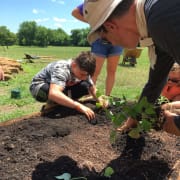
[89,85,98,101]
[49,90,80,110]
[139,51,174,104]
[71,8,87,23]
[162,101,180,110]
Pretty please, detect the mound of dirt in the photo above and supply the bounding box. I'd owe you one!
[0,102,179,180]
[0,57,23,80]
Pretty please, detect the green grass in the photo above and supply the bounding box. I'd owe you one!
[0,46,149,122]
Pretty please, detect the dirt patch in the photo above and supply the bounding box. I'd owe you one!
[0,102,179,180]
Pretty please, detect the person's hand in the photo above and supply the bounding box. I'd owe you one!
[162,110,180,136]
[74,101,95,120]
[98,95,109,108]
[117,117,138,132]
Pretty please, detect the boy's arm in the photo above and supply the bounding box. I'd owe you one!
[89,85,98,101]
[48,83,77,109]
[49,83,95,120]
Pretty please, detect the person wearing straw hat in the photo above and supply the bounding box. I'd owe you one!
[83,0,180,136]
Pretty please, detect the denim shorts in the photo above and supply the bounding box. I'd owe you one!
[91,39,123,58]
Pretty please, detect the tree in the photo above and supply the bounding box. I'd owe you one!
[48,28,70,46]
[0,26,16,47]
[17,21,37,46]
[70,28,90,46]
[34,26,49,47]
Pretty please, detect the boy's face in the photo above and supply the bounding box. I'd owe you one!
[72,62,89,80]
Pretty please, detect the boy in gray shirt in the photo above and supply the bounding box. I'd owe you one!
[30,51,103,120]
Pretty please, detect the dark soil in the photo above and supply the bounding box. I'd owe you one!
[0,101,179,180]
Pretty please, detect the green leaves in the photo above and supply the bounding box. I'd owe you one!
[140,119,152,131]
[128,128,141,139]
[104,167,114,178]
[106,96,158,140]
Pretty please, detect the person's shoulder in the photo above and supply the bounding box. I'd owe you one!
[55,59,71,64]
[54,59,72,70]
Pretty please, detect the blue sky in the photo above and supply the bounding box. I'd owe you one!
[0,0,88,35]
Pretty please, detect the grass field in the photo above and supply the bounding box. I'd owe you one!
[0,46,149,122]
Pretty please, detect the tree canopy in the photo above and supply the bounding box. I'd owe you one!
[0,21,90,47]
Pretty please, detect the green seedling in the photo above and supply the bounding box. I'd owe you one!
[95,89,111,109]
[104,166,114,178]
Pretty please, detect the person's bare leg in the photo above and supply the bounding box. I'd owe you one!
[105,55,120,96]
[92,56,105,84]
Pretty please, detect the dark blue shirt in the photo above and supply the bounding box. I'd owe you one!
[140,0,180,103]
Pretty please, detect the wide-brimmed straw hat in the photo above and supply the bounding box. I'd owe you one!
[83,0,123,44]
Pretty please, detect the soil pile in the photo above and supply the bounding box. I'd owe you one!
[0,102,179,180]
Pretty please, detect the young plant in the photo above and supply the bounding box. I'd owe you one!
[103,166,114,178]
[95,89,110,109]
[105,96,158,141]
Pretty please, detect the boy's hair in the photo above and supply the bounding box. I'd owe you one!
[74,51,96,76]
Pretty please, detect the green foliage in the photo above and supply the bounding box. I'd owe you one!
[70,28,90,46]
[104,167,114,178]
[0,26,16,46]
[156,95,169,105]
[18,21,37,46]
[107,96,157,140]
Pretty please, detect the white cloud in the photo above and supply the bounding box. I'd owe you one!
[35,18,50,23]
[32,8,45,14]
[51,0,65,5]
[54,23,62,28]
[32,9,39,14]
[53,17,66,29]
[53,17,67,23]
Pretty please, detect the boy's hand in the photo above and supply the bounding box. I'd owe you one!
[98,95,109,108]
[74,101,95,120]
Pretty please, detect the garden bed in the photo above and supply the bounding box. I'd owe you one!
[0,102,179,180]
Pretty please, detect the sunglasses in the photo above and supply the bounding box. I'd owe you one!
[168,78,179,83]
